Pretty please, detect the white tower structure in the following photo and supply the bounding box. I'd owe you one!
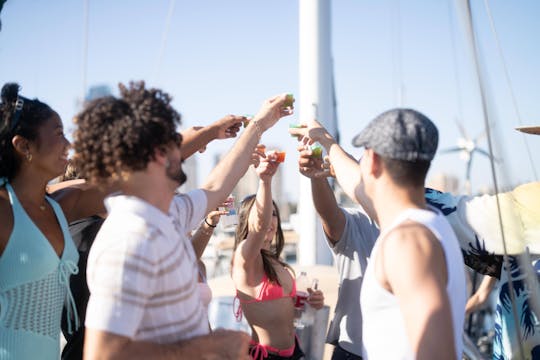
[297,0,337,265]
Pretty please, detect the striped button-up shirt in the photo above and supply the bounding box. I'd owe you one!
[85,190,208,343]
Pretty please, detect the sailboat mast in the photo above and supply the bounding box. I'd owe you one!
[297,0,335,265]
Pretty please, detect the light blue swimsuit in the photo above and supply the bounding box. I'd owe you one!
[0,181,79,360]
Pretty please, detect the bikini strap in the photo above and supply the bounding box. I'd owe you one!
[249,342,269,360]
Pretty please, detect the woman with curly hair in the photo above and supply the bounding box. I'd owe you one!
[0,83,109,359]
[232,150,325,360]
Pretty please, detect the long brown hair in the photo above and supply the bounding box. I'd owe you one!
[233,194,293,284]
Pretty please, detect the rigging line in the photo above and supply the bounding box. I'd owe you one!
[482,0,538,181]
[447,0,464,125]
[152,0,177,83]
[485,0,540,332]
[461,0,525,358]
[391,0,404,106]
[81,0,89,106]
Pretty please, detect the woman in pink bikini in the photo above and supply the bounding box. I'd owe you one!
[232,150,325,360]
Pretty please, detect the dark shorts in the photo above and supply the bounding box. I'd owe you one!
[331,344,363,360]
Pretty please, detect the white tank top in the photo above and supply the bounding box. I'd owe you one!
[360,207,466,359]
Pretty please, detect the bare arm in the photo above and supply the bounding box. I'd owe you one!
[235,154,279,269]
[191,208,228,259]
[296,145,345,244]
[382,225,457,360]
[84,328,251,360]
[180,115,243,160]
[202,94,292,214]
[48,180,119,223]
[465,275,496,315]
[289,121,377,221]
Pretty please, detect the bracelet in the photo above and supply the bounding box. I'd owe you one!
[204,218,217,228]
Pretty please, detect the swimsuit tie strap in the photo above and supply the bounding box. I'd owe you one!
[250,342,269,360]
[58,259,80,334]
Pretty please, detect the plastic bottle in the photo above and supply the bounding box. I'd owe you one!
[219,195,238,229]
[294,271,310,329]
[300,278,318,326]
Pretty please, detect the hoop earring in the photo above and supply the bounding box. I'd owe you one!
[25,152,32,162]
[164,159,170,169]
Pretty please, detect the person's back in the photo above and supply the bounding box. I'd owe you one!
[351,109,466,359]
[361,207,466,359]
[61,215,104,360]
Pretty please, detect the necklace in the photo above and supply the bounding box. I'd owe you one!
[39,203,46,211]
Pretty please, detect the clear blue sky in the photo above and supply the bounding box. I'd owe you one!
[1,0,539,200]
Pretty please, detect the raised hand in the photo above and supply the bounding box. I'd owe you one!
[254,151,280,182]
[307,288,325,310]
[252,94,294,132]
[249,144,267,168]
[297,145,334,179]
[205,207,230,227]
[212,115,244,139]
[288,119,333,146]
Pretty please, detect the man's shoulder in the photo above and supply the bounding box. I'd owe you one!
[170,189,206,218]
[384,222,442,257]
[342,207,378,234]
[92,215,166,261]
[101,210,160,239]
[342,207,370,222]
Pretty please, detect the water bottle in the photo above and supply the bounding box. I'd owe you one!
[219,195,238,229]
[300,279,318,327]
[294,271,310,329]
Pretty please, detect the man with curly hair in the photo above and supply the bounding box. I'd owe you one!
[59,115,243,360]
[72,81,293,360]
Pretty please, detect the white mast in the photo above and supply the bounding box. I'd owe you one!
[297,0,335,265]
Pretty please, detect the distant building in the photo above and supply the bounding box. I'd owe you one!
[427,172,460,194]
[178,152,198,193]
[85,84,112,103]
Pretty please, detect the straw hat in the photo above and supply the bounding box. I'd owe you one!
[516,126,540,135]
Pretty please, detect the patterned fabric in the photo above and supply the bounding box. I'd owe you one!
[426,183,540,359]
[425,188,503,278]
[351,108,439,161]
[493,256,540,360]
[85,190,209,343]
[0,181,79,360]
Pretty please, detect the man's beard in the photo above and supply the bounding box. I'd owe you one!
[166,160,187,187]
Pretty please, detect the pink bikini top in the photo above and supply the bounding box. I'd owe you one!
[242,271,296,303]
[234,271,296,321]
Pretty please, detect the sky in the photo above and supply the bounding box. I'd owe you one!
[1,0,539,202]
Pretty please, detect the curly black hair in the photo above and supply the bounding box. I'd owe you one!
[0,82,55,181]
[72,81,182,184]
